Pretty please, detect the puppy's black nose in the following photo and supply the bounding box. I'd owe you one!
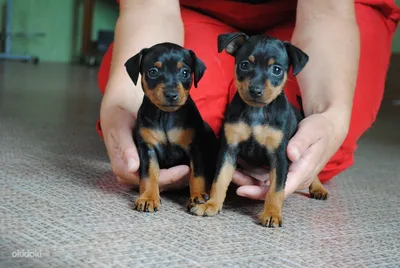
[164,91,179,102]
[249,86,264,98]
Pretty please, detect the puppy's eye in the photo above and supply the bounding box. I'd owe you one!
[272,65,283,76]
[148,68,159,79]
[180,68,190,79]
[239,61,251,71]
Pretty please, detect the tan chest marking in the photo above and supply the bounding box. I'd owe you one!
[140,128,166,147]
[139,127,194,150]
[224,122,283,151]
[253,125,284,151]
[224,122,252,146]
[167,128,194,150]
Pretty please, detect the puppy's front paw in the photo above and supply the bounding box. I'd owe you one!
[189,200,220,216]
[187,192,210,210]
[259,208,282,228]
[134,195,161,212]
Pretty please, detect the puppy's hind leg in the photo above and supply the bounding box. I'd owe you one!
[189,140,238,216]
[187,143,211,210]
[309,176,329,200]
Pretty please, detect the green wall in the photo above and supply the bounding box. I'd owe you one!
[393,0,400,53]
[0,0,118,62]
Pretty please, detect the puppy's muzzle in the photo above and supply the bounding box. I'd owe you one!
[164,89,179,103]
[249,86,264,98]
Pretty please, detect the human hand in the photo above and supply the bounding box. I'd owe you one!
[100,100,190,191]
[232,110,349,199]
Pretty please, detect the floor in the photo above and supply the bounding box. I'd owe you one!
[0,57,399,268]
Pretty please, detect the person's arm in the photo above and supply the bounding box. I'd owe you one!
[100,0,190,187]
[233,0,360,198]
[292,0,359,126]
[102,0,183,114]
[282,0,360,192]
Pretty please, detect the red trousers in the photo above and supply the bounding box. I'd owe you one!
[97,0,400,182]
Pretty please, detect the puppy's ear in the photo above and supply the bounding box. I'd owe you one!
[217,32,249,55]
[283,42,309,76]
[189,50,206,88]
[124,48,148,85]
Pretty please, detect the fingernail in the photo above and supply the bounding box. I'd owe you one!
[127,158,136,171]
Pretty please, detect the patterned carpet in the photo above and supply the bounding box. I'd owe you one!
[1,61,399,267]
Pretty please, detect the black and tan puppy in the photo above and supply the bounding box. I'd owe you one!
[124,43,218,212]
[189,33,328,227]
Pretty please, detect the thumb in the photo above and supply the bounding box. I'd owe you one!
[159,165,190,191]
[122,147,140,173]
[236,185,269,200]
[287,119,320,162]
